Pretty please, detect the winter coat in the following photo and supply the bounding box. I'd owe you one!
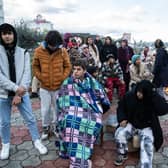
[32,44,71,91]
[118,46,134,73]
[88,44,101,67]
[117,89,168,151]
[99,61,123,85]
[153,48,168,87]
[0,45,31,98]
[130,62,153,87]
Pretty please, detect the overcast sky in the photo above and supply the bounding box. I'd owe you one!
[3,0,168,41]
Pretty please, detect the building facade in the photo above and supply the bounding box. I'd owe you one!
[26,14,53,33]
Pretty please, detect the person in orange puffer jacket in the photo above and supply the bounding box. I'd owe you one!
[32,30,71,140]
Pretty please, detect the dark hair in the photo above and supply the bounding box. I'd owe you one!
[73,59,87,70]
[135,80,155,101]
[105,36,112,44]
[87,66,98,75]
[154,39,164,49]
[45,30,63,46]
[0,23,17,47]
[86,36,97,55]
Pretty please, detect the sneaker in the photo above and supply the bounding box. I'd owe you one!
[88,159,92,168]
[41,126,50,140]
[1,143,10,160]
[114,154,128,166]
[34,139,48,155]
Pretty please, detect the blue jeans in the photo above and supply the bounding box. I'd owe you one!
[0,94,40,144]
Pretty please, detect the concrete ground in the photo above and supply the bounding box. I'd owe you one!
[0,98,168,168]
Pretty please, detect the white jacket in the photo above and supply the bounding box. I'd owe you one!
[0,45,31,98]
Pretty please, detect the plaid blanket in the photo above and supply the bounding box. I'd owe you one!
[56,73,110,167]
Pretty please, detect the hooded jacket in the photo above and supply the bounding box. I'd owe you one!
[117,80,168,151]
[0,23,31,98]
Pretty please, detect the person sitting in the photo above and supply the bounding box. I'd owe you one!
[130,54,153,88]
[56,59,110,168]
[99,54,125,102]
[87,65,99,79]
[80,44,95,66]
[114,80,168,167]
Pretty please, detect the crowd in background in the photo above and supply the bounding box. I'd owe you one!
[0,23,168,168]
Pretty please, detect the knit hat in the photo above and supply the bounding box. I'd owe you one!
[131,55,140,64]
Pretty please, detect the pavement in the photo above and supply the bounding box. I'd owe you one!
[0,97,168,168]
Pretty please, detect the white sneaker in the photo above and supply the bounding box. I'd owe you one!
[88,159,92,168]
[34,139,48,155]
[1,143,10,160]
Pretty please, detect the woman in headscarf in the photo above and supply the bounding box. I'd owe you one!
[129,54,153,88]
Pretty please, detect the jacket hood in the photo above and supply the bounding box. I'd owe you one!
[135,80,155,102]
[0,23,17,48]
[41,41,63,49]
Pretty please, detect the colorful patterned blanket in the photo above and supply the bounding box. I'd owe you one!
[56,73,110,167]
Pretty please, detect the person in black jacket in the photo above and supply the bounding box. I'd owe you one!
[114,80,168,167]
[153,39,168,100]
[101,36,118,63]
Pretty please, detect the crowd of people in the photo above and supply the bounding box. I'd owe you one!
[0,23,168,168]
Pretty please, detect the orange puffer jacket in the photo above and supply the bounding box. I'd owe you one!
[32,46,71,90]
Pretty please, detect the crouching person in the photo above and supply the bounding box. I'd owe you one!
[56,59,110,168]
[114,80,168,167]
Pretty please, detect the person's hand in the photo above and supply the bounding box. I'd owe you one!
[120,120,128,127]
[12,95,22,106]
[16,86,26,96]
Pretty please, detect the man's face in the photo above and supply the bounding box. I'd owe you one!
[73,66,86,79]
[1,31,14,44]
